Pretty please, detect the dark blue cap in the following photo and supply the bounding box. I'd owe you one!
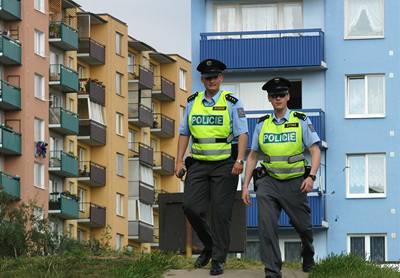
[197,59,226,78]
[262,77,291,95]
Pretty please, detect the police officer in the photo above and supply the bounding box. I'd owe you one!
[242,77,321,278]
[175,59,248,276]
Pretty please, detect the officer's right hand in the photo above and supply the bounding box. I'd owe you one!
[175,161,186,179]
[242,186,251,205]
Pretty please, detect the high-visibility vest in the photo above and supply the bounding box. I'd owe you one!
[258,111,305,180]
[189,91,232,161]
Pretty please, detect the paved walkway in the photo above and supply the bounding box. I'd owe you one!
[164,268,308,278]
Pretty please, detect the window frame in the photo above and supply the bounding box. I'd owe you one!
[34,0,45,13]
[179,68,187,91]
[116,112,124,136]
[115,72,123,96]
[347,234,387,261]
[115,32,123,55]
[116,153,124,177]
[116,193,124,217]
[138,201,154,225]
[34,30,45,57]
[34,73,45,100]
[34,163,45,189]
[116,233,123,251]
[34,118,45,142]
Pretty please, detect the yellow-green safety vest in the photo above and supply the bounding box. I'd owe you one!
[189,91,232,161]
[258,111,305,180]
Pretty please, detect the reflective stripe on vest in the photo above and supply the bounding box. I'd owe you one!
[259,111,305,180]
[189,91,232,161]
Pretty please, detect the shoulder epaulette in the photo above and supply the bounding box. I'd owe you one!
[293,111,307,121]
[187,92,199,103]
[225,94,238,104]
[257,114,270,123]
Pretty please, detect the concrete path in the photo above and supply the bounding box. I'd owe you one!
[164,268,308,278]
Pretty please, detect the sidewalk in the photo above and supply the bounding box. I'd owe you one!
[164,268,309,278]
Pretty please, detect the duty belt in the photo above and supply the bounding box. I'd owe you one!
[192,134,234,144]
[263,153,304,164]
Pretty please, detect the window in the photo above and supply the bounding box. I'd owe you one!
[345,0,384,39]
[34,30,45,56]
[78,229,85,242]
[68,140,74,153]
[116,153,124,176]
[116,193,124,216]
[179,69,187,90]
[116,233,124,251]
[34,0,45,12]
[346,75,385,118]
[346,153,386,198]
[348,234,386,262]
[78,188,86,212]
[138,201,153,225]
[116,112,124,135]
[34,118,44,142]
[128,198,137,221]
[89,101,106,124]
[116,72,123,96]
[128,129,136,150]
[34,163,44,188]
[282,240,302,263]
[34,74,45,99]
[115,32,122,55]
[140,165,154,186]
[128,53,135,73]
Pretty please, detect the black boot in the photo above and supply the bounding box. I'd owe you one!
[210,260,224,276]
[194,249,212,268]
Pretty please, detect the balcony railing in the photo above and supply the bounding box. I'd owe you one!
[78,38,105,65]
[128,180,154,205]
[78,119,106,146]
[79,78,105,106]
[0,79,20,110]
[49,192,79,220]
[49,107,79,135]
[128,64,154,90]
[128,103,153,128]
[152,76,175,101]
[77,161,106,187]
[153,151,175,176]
[49,150,79,177]
[0,0,21,21]
[0,125,21,155]
[128,142,153,167]
[49,22,78,51]
[200,29,326,71]
[151,113,175,138]
[0,34,21,65]
[0,171,20,200]
[49,64,79,93]
[78,202,106,228]
[128,220,154,243]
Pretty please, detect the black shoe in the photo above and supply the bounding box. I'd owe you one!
[302,256,315,272]
[194,249,212,268]
[210,260,224,276]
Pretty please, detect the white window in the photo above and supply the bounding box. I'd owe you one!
[116,193,124,216]
[34,0,45,12]
[116,112,124,136]
[116,153,124,176]
[345,0,384,39]
[34,163,44,188]
[279,239,302,263]
[346,153,386,198]
[138,201,153,225]
[140,165,154,187]
[347,234,386,262]
[116,72,123,95]
[116,233,124,251]
[34,118,44,142]
[34,73,45,100]
[115,32,122,55]
[78,188,86,212]
[34,30,45,56]
[89,101,106,125]
[128,198,137,221]
[346,75,385,118]
[179,69,187,90]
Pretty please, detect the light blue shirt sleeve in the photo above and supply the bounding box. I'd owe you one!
[301,117,321,148]
[230,99,248,138]
[178,101,192,136]
[250,122,263,152]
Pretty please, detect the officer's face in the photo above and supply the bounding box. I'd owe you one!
[268,92,290,110]
[202,74,224,94]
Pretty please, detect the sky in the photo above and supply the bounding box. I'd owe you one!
[76,0,191,60]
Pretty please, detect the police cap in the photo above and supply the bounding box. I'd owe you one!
[262,77,291,95]
[197,59,226,78]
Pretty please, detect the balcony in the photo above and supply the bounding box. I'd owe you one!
[49,64,79,93]
[78,202,106,228]
[49,107,79,135]
[128,103,153,128]
[151,113,175,138]
[128,142,153,167]
[79,78,105,106]
[78,38,105,65]
[246,193,327,229]
[49,192,79,220]
[0,171,20,200]
[247,109,326,148]
[78,119,106,146]
[153,151,174,176]
[128,220,153,242]
[77,161,106,187]
[200,29,326,71]
[152,76,175,101]
[0,79,20,110]
[49,150,79,177]
[0,0,21,21]
[49,22,78,51]
[0,34,21,65]
[128,64,154,90]
[129,180,154,205]
[0,125,21,155]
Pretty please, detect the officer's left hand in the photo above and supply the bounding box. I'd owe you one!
[231,161,243,176]
[300,177,314,193]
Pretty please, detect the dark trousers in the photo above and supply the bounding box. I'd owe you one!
[183,158,238,262]
[256,175,314,278]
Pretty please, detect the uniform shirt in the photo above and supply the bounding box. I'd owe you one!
[251,109,320,152]
[179,90,248,142]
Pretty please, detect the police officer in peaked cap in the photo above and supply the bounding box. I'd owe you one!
[175,59,248,275]
[242,77,321,278]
